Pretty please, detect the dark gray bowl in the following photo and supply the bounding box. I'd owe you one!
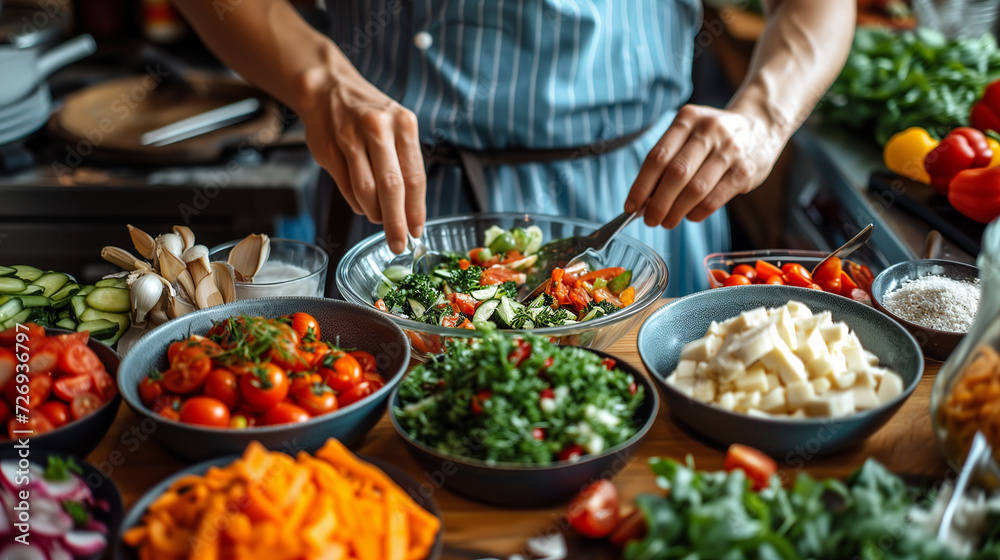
[0,329,121,458]
[1,447,125,560]
[116,297,410,462]
[112,452,443,560]
[638,285,924,459]
[871,259,979,362]
[389,348,659,507]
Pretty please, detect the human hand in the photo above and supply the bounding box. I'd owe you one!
[297,71,426,254]
[624,104,784,229]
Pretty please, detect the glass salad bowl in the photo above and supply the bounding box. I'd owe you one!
[336,213,669,359]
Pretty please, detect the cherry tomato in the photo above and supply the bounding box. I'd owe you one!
[508,340,532,367]
[470,390,491,415]
[52,374,93,402]
[320,353,362,393]
[374,299,389,312]
[262,402,311,425]
[780,263,813,288]
[609,510,647,547]
[813,257,842,294]
[229,413,254,429]
[70,392,103,420]
[27,342,60,376]
[58,342,101,377]
[89,368,116,400]
[558,443,585,462]
[6,375,51,411]
[480,267,520,286]
[708,269,730,288]
[448,292,479,316]
[239,363,289,412]
[297,341,331,370]
[566,480,620,539]
[601,357,616,370]
[204,368,240,410]
[338,381,377,407]
[292,380,338,416]
[167,336,222,364]
[0,348,16,392]
[158,407,181,421]
[362,372,385,391]
[731,264,757,282]
[349,351,378,373]
[290,312,321,342]
[723,274,752,287]
[269,323,309,372]
[179,396,231,427]
[0,323,45,348]
[138,375,165,407]
[151,394,182,414]
[161,353,212,394]
[765,275,785,285]
[839,270,859,297]
[9,414,54,438]
[754,260,783,282]
[0,401,10,425]
[38,401,71,428]
[532,428,546,440]
[724,443,777,491]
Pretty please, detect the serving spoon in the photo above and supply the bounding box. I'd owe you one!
[810,223,875,277]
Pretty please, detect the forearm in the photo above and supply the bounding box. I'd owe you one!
[171,0,359,114]
[727,0,856,141]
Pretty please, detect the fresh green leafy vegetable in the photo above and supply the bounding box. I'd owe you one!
[818,27,1000,144]
[43,455,83,481]
[395,331,644,465]
[623,456,1000,560]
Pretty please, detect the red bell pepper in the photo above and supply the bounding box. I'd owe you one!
[948,165,1000,224]
[971,79,1000,134]
[924,127,993,196]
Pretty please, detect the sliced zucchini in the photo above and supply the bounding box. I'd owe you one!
[505,254,538,271]
[11,265,43,282]
[483,225,507,250]
[57,309,72,320]
[3,309,33,330]
[85,287,131,313]
[77,285,95,297]
[472,298,500,324]
[470,286,498,301]
[51,283,81,302]
[17,295,52,308]
[56,318,78,330]
[382,265,411,284]
[30,272,69,297]
[528,293,549,309]
[0,277,27,294]
[11,285,43,296]
[0,266,14,277]
[95,278,127,289]
[408,299,427,319]
[70,296,89,320]
[78,309,129,344]
[432,269,452,279]
[0,296,8,306]
[375,280,392,300]
[0,298,24,323]
[76,318,119,340]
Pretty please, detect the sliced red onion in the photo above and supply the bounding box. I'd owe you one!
[82,519,107,535]
[0,461,25,493]
[62,530,107,556]
[48,541,74,560]
[35,475,89,503]
[0,542,47,560]
[31,497,73,537]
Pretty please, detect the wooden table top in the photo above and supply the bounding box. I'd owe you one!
[88,299,947,558]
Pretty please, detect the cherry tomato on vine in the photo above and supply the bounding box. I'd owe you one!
[179,396,231,428]
[723,274,752,287]
[263,402,311,425]
[290,312,321,342]
[204,368,240,410]
[731,264,757,282]
[239,363,289,412]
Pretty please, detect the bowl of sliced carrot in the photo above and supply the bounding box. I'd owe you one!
[115,439,443,560]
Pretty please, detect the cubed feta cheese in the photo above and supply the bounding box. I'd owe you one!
[738,391,762,411]
[785,300,813,320]
[832,371,857,390]
[747,408,772,418]
[852,386,880,410]
[727,307,769,334]
[692,378,717,403]
[843,345,869,372]
[717,391,737,411]
[786,382,815,410]
[805,389,855,417]
[765,372,781,391]
[863,350,880,366]
[775,307,798,350]
[759,386,788,413]
[736,369,769,393]
[761,337,808,385]
[680,335,722,362]
[876,372,904,404]
[674,359,698,380]
[706,320,726,337]
[856,369,879,387]
[795,327,830,364]
[819,323,848,344]
[811,376,832,395]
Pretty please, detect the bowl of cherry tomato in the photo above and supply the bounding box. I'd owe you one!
[704,250,878,303]
[116,298,410,462]
[0,324,121,457]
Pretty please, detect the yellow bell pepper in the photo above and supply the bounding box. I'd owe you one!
[987,137,1000,168]
[883,127,938,184]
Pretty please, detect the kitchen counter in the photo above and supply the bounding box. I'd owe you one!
[94,299,948,559]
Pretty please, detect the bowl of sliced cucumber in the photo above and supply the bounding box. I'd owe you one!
[0,264,131,345]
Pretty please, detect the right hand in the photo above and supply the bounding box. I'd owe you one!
[296,70,427,254]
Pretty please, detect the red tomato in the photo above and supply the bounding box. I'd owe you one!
[151,394,182,415]
[161,354,212,394]
[262,402,311,425]
[724,444,777,491]
[577,267,626,285]
[593,288,623,307]
[558,443,585,462]
[812,257,843,294]
[609,510,647,547]
[179,396,231,427]
[0,348,15,392]
[46,331,90,353]
[27,342,60,376]
[89,369,116,400]
[847,262,874,294]
[168,336,222,364]
[349,351,378,373]
[269,324,309,372]
[441,314,475,329]
[470,390,491,415]
[765,275,785,285]
[708,269,730,288]
[38,401,71,428]
[204,369,240,410]
[566,480,620,539]
[374,299,389,312]
[0,401,10,425]
[58,342,101,377]
[480,267,520,286]
[508,340,532,367]
[9,414,54,438]
[731,264,757,282]
[568,286,593,312]
[723,274,752,287]
[70,392,103,420]
[338,381,377,407]
[290,312,321,342]
[453,293,479,316]
[52,374,93,403]
[601,357,616,370]
[292,381,338,416]
[158,407,181,421]
[297,341,331,370]
[6,375,51,411]
[781,263,813,288]
[547,279,571,307]
[532,427,546,440]
[320,353,362,393]
[754,260,783,282]
[138,375,165,407]
[0,323,45,348]
[239,363,289,412]
[839,270,859,297]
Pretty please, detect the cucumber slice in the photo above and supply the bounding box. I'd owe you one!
[472,298,500,324]
[30,272,69,297]
[57,309,72,319]
[432,269,452,279]
[496,296,525,326]
[76,319,119,339]
[77,285,95,297]
[483,225,507,250]
[95,278,127,289]
[408,299,426,319]
[70,296,89,320]
[375,280,392,300]
[17,295,52,308]
[522,226,544,255]
[0,278,27,294]
[85,287,131,313]
[4,309,33,330]
[0,266,14,277]
[78,309,129,337]
[383,265,411,284]
[11,265,43,282]
[505,254,538,271]
[51,283,81,302]
[0,298,24,323]
[56,318,78,330]
[11,285,43,296]
[0,296,8,306]
[470,286,498,301]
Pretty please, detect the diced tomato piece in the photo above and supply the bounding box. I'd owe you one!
[577,267,625,285]
[568,286,593,312]
[458,258,471,270]
[593,288,622,307]
[724,444,777,491]
[731,264,757,282]
[839,270,859,297]
[452,293,479,316]
[754,260,783,281]
[723,274,752,287]
[480,267,520,286]
[708,269,730,288]
[375,299,388,312]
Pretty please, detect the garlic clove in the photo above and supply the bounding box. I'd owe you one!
[127,225,157,260]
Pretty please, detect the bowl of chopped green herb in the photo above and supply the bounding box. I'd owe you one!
[337,213,669,361]
[389,330,658,507]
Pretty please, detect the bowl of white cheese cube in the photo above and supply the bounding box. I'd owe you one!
[637,285,923,458]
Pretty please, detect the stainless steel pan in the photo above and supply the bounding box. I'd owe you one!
[0,34,95,107]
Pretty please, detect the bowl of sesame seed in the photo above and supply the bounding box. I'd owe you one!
[871,259,981,362]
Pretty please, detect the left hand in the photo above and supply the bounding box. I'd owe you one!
[624,104,784,229]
